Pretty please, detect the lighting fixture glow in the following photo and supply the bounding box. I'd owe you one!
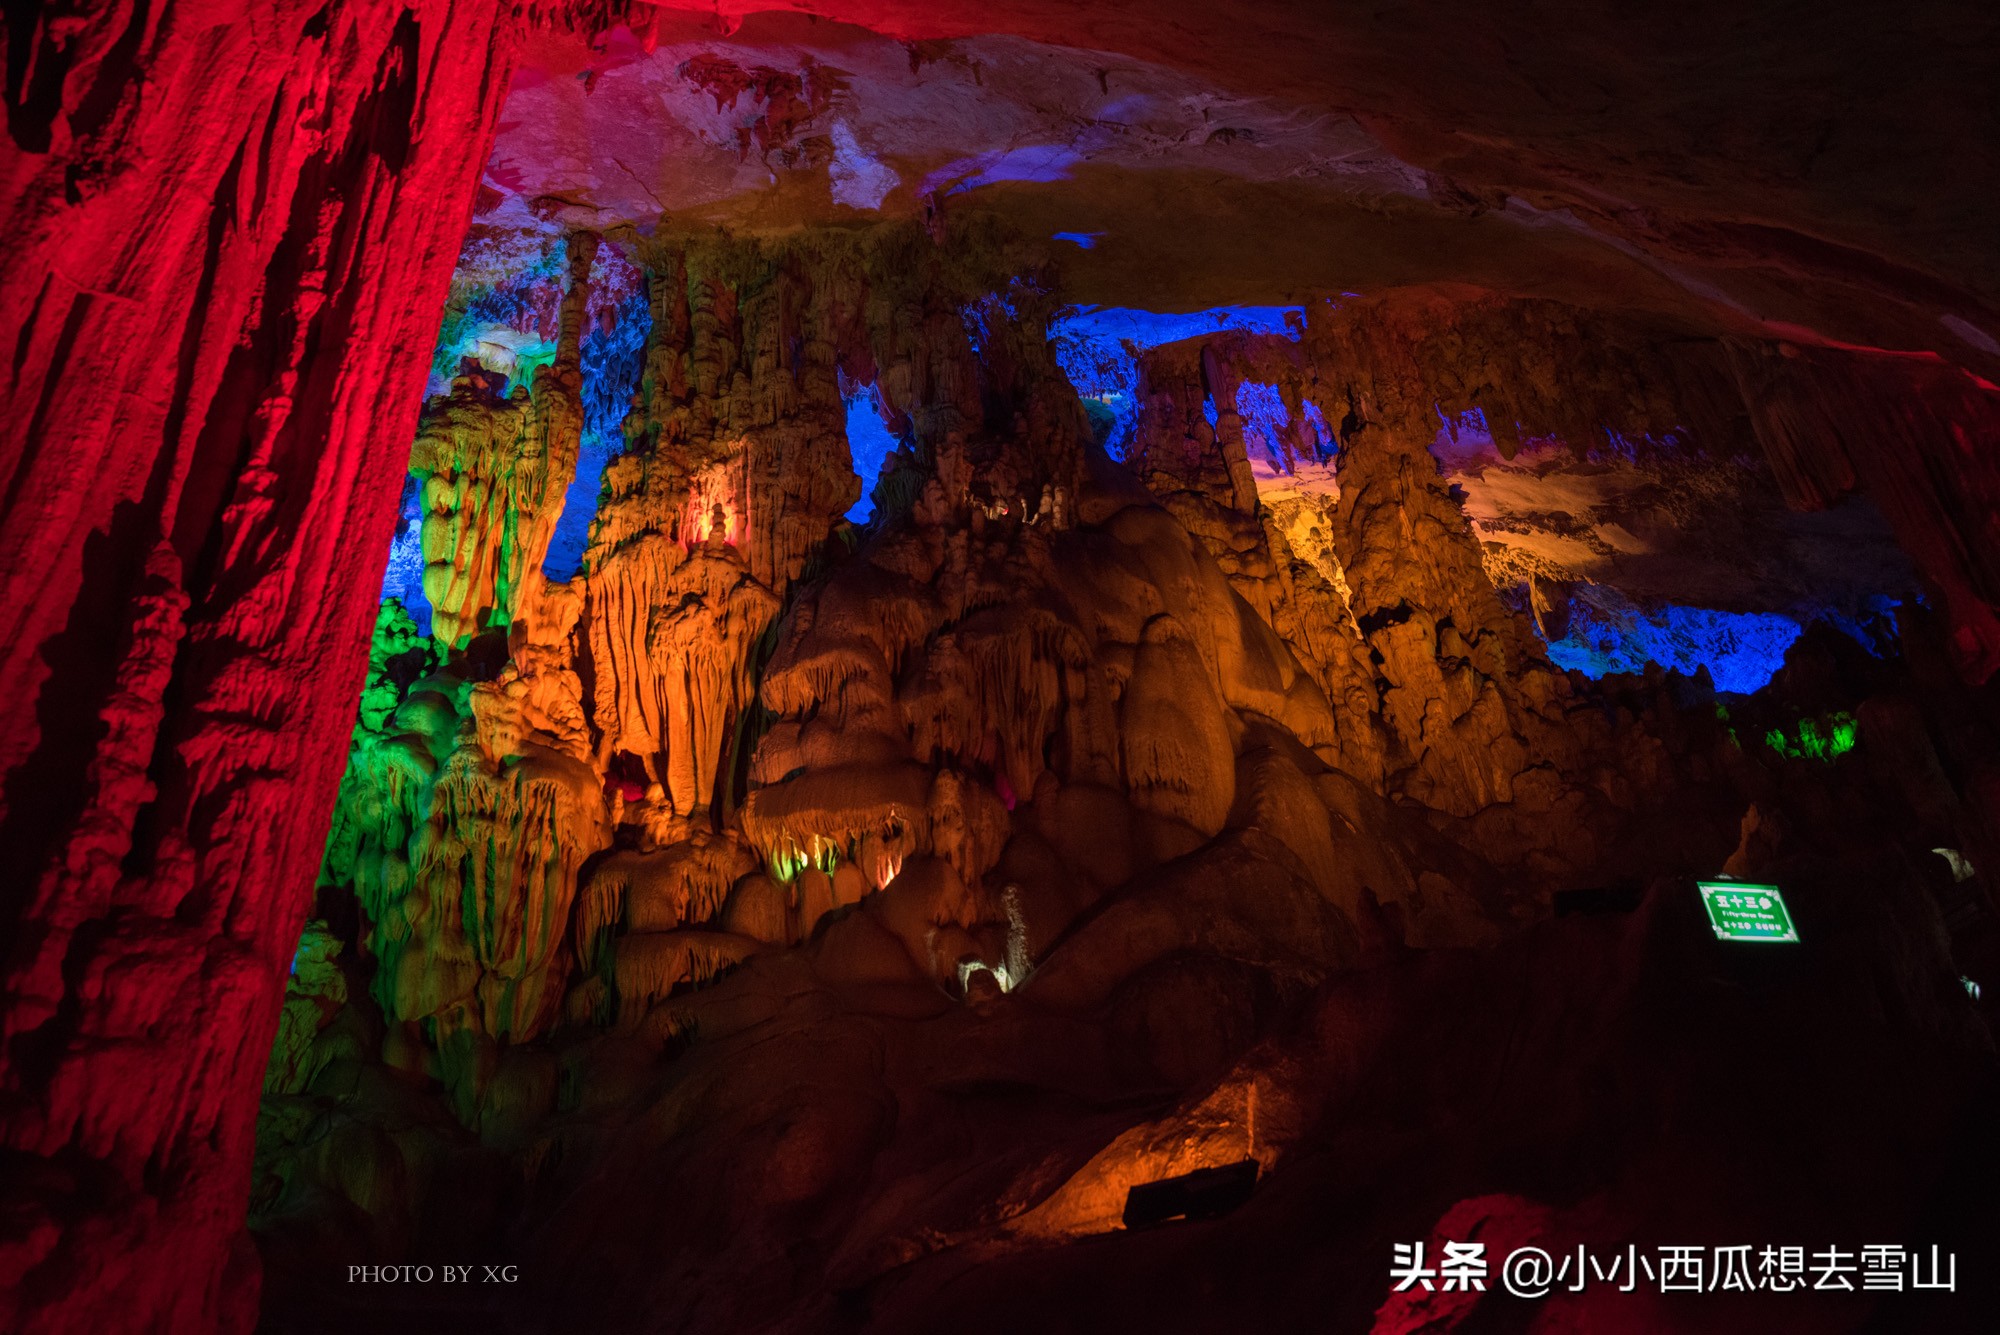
[1933,848,1976,883]
[1763,712,1859,762]
[956,959,1019,994]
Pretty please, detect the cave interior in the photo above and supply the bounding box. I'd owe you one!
[4,2,2000,1332]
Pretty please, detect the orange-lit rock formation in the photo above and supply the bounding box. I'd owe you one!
[414,235,597,647]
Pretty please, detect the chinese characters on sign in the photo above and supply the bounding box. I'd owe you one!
[1696,880,1800,943]
[1390,1242,1954,1298]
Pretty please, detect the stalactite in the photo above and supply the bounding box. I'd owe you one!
[316,227,612,1064]
[310,217,1109,1079]
[900,606,1093,800]
[574,833,760,969]
[1103,285,1979,847]
[586,532,688,765]
[16,5,1995,1330]
[410,743,609,1041]
[741,761,935,885]
[412,234,596,646]
[650,542,786,814]
[601,930,762,1024]
[1120,614,1239,836]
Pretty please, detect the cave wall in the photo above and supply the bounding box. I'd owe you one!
[1130,288,2000,682]
[304,217,1102,1090]
[266,220,1907,1295]
[0,3,575,1329]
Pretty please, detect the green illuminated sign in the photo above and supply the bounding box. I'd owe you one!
[1697,881,1799,943]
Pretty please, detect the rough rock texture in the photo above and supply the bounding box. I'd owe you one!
[256,612,2000,1334]
[1135,289,2000,685]
[0,4,575,1331]
[496,5,2000,377]
[309,218,1094,1103]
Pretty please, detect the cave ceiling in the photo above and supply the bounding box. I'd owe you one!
[480,0,2000,366]
[440,0,1996,670]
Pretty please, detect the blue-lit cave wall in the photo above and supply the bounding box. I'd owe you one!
[379,476,429,636]
[1535,589,1915,695]
[1048,304,1307,457]
[545,274,652,580]
[377,242,1916,708]
[1429,408,1912,695]
[1231,379,1334,473]
[1541,587,1806,694]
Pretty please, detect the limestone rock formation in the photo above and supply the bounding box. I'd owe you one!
[414,233,596,647]
[261,200,2000,1333]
